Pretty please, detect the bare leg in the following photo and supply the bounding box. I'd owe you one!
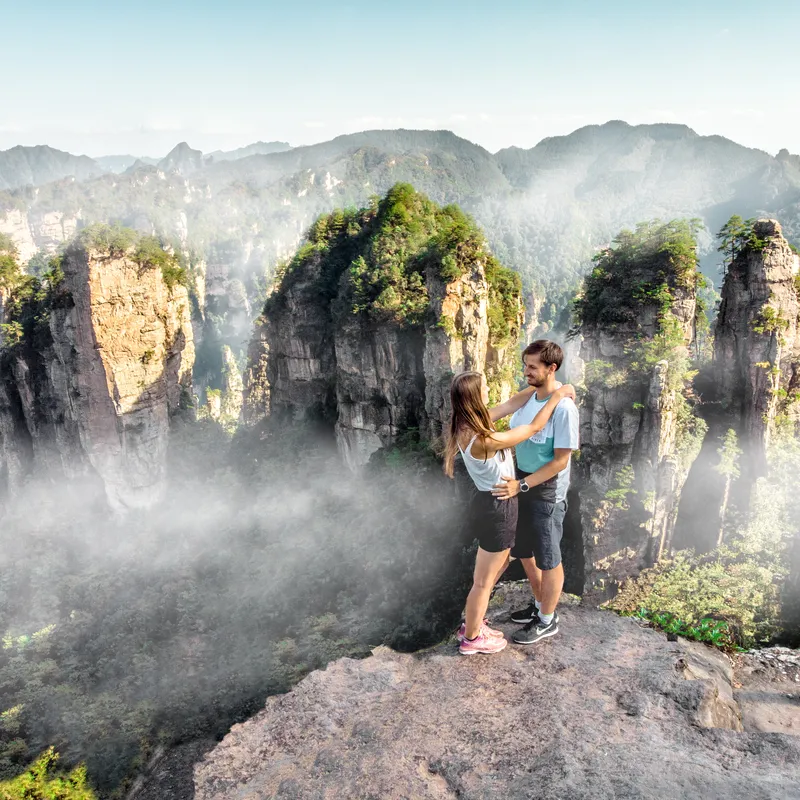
[465,548,511,639]
[490,553,511,588]
[520,557,542,605]
[538,563,564,616]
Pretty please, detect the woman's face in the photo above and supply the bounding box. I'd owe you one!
[480,374,490,405]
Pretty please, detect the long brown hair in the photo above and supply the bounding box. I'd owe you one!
[443,371,497,477]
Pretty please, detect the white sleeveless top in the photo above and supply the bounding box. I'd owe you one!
[458,433,515,492]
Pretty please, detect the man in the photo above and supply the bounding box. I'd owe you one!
[491,339,579,645]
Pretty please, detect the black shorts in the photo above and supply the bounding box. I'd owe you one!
[511,473,566,569]
[468,490,518,553]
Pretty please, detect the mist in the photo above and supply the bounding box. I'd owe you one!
[0,418,476,791]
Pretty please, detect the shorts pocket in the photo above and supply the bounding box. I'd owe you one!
[531,500,556,518]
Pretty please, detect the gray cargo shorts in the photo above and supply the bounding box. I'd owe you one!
[511,473,567,570]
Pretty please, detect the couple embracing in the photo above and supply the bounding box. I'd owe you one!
[444,339,579,655]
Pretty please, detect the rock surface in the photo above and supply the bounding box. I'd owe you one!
[193,585,800,800]
[244,192,522,467]
[714,218,800,475]
[576,255,701,603]
[734,647,800,736]
[0,242,194,510]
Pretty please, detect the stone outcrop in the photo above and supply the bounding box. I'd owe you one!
[241,316,270,426]
[0,208,38,263]
[0,241,194,511]
[574,225,704,603]
[422,262,490,438]
[246,248,338,426]
[333,318,427,466]
[0,206,81,264]
[714,219,800,474]
[249,252,520,468]
[193,584,800,800]
[242,187,522,466]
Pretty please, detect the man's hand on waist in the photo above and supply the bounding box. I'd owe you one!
[491,475,519,500]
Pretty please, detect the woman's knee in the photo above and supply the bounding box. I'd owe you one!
[471,575,494,592]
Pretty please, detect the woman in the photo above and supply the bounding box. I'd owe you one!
[444,372,575,655]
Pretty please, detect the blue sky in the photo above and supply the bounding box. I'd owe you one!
[1,0,796,157]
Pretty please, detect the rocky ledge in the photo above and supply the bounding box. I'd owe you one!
[193,585,800,800]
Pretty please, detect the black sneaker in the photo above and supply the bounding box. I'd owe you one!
[509,603,540,624]
[512,612,559,645]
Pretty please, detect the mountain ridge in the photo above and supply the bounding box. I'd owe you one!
[2,120,800,362]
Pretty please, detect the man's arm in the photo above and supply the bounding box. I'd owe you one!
[489,386,535,423]
[491,449,572,500]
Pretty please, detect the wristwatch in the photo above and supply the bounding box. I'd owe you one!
[519,479,530,493]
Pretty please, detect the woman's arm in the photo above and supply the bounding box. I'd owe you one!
[489,386,535,422]
[476,385,575,456]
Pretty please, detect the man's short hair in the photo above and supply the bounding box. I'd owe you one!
[522,339,564,370]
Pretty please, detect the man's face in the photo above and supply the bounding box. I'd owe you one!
[523,353,554,388]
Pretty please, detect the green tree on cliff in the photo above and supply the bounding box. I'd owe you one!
[716,215,758,275]
[714,428,742,547]
[0,233,20,290]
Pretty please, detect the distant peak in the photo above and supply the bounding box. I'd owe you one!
[165,141,200,157]
[157,142,206,175]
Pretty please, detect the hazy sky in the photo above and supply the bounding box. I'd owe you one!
[1,0,796,158]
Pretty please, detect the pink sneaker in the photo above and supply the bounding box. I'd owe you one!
[456,621,504,642]
[459,629,507,655]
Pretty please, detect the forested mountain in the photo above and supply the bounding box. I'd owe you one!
[0,145,103,191]
[206,141,292,161]
[2,121,800,380]
[93,154,160,173]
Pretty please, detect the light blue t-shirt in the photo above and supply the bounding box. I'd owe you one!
[509,392,579,502]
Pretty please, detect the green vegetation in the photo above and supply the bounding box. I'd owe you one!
[752,302,789,336]
[0,749,95,800]
[75,224,189,291]
[0,254,66,353]
[604,465,637,510]
[0,234,19,291]
[74,223,138,256]
[716,215,771,275]
[574,218,703,331]
[610,429,800,648]
[484,257,522,347]
[1,227,190,357]
[630,610,740,650]
[267,184,521,346]
[575,219,703,403]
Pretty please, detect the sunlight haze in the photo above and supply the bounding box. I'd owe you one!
[1,0,796,156]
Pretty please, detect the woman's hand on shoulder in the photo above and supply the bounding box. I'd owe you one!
[555,384,576,401]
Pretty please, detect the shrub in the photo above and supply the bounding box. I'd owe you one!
[0,748,96,800]
[574,218,703,332]
[609,433,800,648]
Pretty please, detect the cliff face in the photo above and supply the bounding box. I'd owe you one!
[252,247,339,424]
[573,221,705,603]
[0,238,194,511]
[714,219,800,472]
[242,185,522,466]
